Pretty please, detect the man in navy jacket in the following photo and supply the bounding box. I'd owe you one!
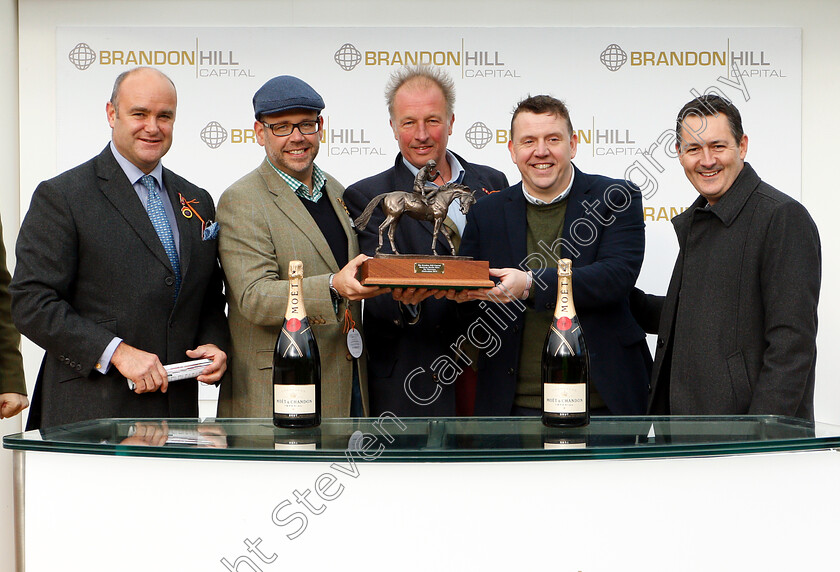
[456,95,650,416]
[344,66,508,416]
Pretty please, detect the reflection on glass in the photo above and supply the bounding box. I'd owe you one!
[6,415,828,462]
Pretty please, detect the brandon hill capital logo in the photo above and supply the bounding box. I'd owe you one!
[600,44,628,72]
[334,43,362,71]
[200,121,228,149]
[464,122,494,150]
[69,42,97,70]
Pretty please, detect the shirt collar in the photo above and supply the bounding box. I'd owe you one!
[401,150,466,185]
[521,166,575,206]
[267,160,327,202]
[110,141,164,188]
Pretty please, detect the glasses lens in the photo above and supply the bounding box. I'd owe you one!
[299,121,318,135]
[272,124,293,137]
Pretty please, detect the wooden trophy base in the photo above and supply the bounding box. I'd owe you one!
[360,255,494,290]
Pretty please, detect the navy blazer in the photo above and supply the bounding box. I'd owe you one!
[344,152,508,416]
[458,164,650,415]
[11,146,228,429]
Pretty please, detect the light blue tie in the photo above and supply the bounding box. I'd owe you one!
[140,175,181,298]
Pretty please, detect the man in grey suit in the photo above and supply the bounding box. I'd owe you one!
[11,67,228,429]
[633,95,821,421]
[216,76,386,419]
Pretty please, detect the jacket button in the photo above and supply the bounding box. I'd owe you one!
[70,361,76,368]
[394,319,401,326]
[165,276,175,286]
[346,353,353,361]
[507,368,515,375]
[545,303,552,310]
[76,364,82,371]
[657,339,665,348]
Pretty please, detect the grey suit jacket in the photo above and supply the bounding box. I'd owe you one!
[216,159,367,418]
[11,145,228,429]
[646,163,821,421]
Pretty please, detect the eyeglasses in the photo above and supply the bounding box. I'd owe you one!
[262,118,321,137]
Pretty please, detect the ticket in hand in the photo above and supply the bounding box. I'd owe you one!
[126,358,212,390]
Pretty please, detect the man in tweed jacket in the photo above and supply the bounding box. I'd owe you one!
[217,76,386,419]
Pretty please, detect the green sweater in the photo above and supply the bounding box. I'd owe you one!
[515,200,567,409]
[515,200,604,410]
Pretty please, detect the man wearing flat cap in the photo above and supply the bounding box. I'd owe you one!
[217,75,387,419]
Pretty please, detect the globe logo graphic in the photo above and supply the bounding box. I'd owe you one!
[334,43,362,71]
[600,44,627,72]
[68,43,96,70]
[465,122,493,149]
[200,121,228,149]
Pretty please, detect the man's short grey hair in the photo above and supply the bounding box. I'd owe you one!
[385,66,455,119]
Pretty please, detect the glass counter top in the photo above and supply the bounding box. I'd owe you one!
[4,415,839,462]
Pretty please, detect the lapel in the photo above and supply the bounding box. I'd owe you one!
[561,164,592,260]
[325,178,358,262]
[162,169,194,282]
[95,146,175,273]
[259,159,341,272]
[503,183,528,264]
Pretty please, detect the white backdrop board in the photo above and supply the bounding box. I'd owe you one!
[56,26,801,295]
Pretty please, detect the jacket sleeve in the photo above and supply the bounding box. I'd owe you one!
[568,182,646,311]
[10,181,116,376]
[749,200,821,416]
[0,215,25,395]
[629,287,665,335]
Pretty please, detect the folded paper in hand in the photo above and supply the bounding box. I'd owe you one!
[126,358,212,390]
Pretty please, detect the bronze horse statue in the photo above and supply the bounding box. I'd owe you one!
[353,183,476,256]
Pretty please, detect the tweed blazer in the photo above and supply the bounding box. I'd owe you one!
[216,159,367,418]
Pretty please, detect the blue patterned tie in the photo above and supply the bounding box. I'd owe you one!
[140,175,181,298]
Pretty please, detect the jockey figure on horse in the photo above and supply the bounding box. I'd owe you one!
[414,159,441,206]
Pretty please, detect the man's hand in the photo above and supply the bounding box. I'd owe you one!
[332,254,391,301]
[0,393,29,419]
[391,287,439,306]
[111,342,168,394]
[447,268,529,303]
[186,344,227,384]
[120,421,169,447]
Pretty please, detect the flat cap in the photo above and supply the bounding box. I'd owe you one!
[253,75,325,119]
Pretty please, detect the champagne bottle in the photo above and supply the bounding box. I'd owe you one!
[273,261,321,428]
[541,258,590,427]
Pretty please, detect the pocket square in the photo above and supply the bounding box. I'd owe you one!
[203,221,219,241]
